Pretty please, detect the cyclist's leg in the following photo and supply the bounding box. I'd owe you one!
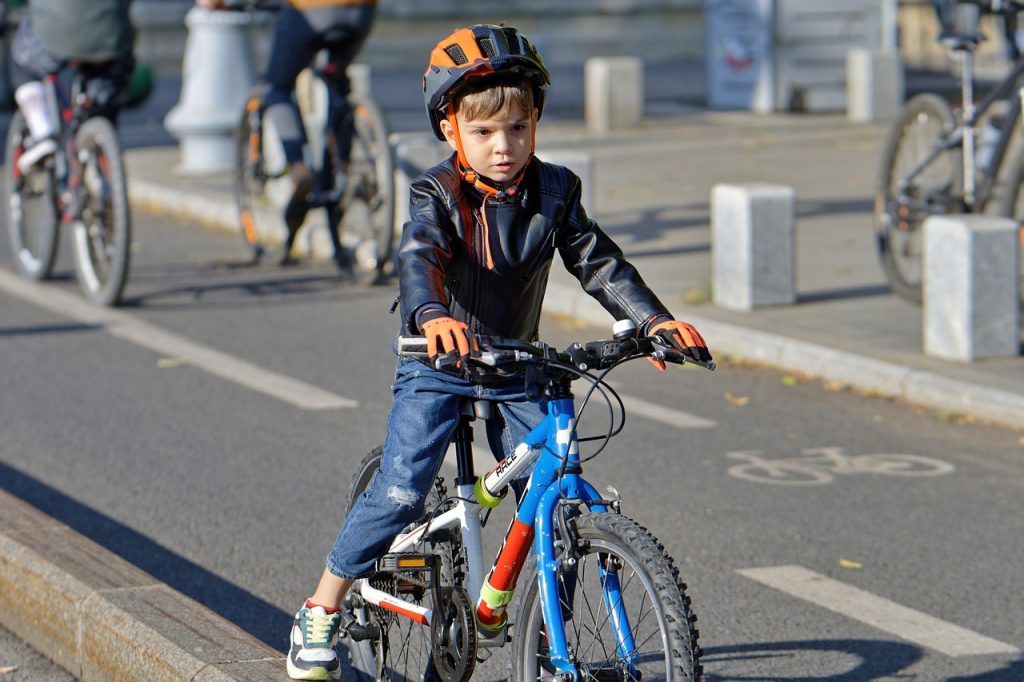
[263,7,319,259]
[9,18,60,171]
[313,7,375,268]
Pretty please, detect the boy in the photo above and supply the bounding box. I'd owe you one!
[286,24,711,680]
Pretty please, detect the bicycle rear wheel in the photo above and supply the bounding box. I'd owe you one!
[874,94,962,303]
[346,446,469,682]
[514,512,702,682]
[338,92,395,278]
[71,116,130,306]
[235,92,290,262]
[4,111,59,280]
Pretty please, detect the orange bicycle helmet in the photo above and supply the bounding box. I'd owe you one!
[423,24,551,141]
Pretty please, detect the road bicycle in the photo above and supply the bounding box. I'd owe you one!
[725,447,955,487]
[233,4,394,277]
[4,67,131,306]
[340,325,712,681]
[875,0,1024,303]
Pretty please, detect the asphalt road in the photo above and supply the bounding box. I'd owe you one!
[2,205,1024,681]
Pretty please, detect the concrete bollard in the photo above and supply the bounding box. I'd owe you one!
[923,215,1020,361]
[390,132,451,239]
[585,57,644,134]
[711,183,796,311]
[846,48,904,123]
[536,149,594,215]
[164,7,256,175]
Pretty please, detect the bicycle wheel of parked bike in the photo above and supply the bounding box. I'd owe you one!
[515,512,703,682]
[235,92,284,262]
[346,447,471,682]
[338,92,395,278]
[875,94,962,303]
[990,131,1024,312]
[71,116,131,306]
[4,111,59,280]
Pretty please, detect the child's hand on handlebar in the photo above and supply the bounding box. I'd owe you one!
[420,314,479,369]
[647,318,712,370]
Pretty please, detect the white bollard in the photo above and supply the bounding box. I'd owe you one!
[585,57,644,134]
[712,183,796,311]
[923,215,1020,361]
[536,149,594,216]
[164,7,256,175]
[846,48,904,123]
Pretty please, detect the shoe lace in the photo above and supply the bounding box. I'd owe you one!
[302,609,340,647]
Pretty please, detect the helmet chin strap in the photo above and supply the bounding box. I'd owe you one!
[446,108,536,202]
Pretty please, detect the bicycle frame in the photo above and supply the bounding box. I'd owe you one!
[352,394,624,679]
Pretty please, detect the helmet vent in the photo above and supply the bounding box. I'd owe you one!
[503,29,521,55]
[445,44,468,65]
[477,36,496,60]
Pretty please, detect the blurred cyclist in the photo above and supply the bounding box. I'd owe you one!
[10,0,136,174]
[201,0,378,267]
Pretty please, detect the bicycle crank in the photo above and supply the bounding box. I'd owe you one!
[430,585,477,682]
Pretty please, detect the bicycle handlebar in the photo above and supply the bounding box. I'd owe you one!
[396,334,716,376]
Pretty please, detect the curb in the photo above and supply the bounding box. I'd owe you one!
[544,281,1024,432]
[127,174,1024,433]
[0,488,285,681]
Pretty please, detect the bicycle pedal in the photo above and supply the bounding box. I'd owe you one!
[377,552,437,571]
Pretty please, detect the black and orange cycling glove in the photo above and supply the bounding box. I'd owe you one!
[647,317,712,370]
[420,313,478,368]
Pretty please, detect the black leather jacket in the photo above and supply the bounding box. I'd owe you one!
[398,154,673,342]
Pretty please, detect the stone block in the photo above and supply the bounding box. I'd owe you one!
[585,57,644,134]
[847,48,904,123]
[536,149,595,215]
[923,215,1020,361]
[390,132,451,239]
[712,183,796,311]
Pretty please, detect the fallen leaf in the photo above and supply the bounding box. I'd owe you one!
[724,392,750,406]
[1018,436,1024,446]
[682,287,710,304]
[838,558,863,570]
[823,380,846,392]
[0,666,17,674]
[781,375,798,386]
[157,357,190,368]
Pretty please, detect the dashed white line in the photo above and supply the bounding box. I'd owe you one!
[737,565,1020,657]
[0,269,356,410]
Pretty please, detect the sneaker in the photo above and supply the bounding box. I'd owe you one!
[17,136,57,175]
[286,603,342,680]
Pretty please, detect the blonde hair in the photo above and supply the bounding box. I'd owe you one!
[453,78,535,122]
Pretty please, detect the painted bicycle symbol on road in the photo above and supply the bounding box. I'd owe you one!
[726,446,955,486]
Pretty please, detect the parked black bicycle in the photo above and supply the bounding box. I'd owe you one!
[875,0,1024,303]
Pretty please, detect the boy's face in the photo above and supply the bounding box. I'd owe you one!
[440,106,534,185]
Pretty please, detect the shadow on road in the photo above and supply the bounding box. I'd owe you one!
[0,459,289,648]
[702,638,922,681]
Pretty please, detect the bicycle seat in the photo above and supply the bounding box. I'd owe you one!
[939,32,986,52]
[459,398,494,421]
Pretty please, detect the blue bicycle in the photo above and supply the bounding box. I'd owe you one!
[342,325,710,681]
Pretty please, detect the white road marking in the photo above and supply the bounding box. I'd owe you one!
[0,269,357,410]
[737,565,1020,657]
[618,394,717,429]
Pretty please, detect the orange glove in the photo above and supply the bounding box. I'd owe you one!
[420,315,478,367]
[647,318,712,370]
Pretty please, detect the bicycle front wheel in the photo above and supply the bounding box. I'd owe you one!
[515,512,702,681]
[71,116,130,306]
[4,111,59,280]
[339,93,395,278]
[346,446,470,682]
[874,94,961,304]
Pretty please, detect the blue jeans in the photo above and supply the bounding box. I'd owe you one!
[327,357,546,579]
